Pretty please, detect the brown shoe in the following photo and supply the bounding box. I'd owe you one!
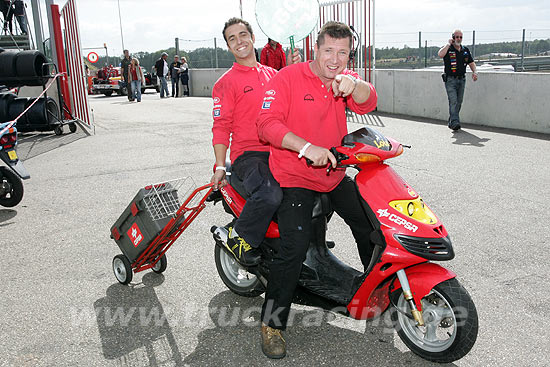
[261,324,286,359]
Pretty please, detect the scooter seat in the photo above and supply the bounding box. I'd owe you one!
[225,162,332,222]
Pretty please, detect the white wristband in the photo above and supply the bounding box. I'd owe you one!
[298,142,311,159]
[215,166,226,171]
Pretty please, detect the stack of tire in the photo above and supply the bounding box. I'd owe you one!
[0,93,60,132]
[0,48,61,133]
[0,48,49,87]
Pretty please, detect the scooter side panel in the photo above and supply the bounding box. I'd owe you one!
[355,164,446,239]
[346,247,427,319]
[219,185,279,238]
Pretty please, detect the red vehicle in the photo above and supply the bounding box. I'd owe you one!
[92,65,158,96]
[209,126,478,363]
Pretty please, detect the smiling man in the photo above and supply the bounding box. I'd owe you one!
[211,18,299,269]
[256,21,378,359]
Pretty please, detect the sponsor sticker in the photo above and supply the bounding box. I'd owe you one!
[220,188,232,204]
[377,208,418,233]
[213,97,220,104]
[127,222,144,247]
[213,109,221,117]
[265,89,276,96]
[262,101,272,109]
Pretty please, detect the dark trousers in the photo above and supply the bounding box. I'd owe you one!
[232,151,282,248]
[171,77,179,97]
[1,3,13,33]
[445,76,466,127]
[123,76,133,100]
[181,75,189,96]
[261,175,374,330]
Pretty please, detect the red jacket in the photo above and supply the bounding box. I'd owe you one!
[257,62,378,192]
[212,63,277,162]
[260,42,286,71]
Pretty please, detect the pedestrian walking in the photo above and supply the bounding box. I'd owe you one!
[128,58,145,102]
[438,29,478,131]
[169,55,182,97]
[120,49,134,101]
[180,56,189,96]
[154,52,170,98]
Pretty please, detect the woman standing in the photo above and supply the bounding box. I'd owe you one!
[180,56,189,97]
[128,58,145,102]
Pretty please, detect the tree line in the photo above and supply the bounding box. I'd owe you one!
[88,38,550,71]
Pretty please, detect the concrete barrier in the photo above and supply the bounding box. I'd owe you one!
[375,69,550,135]
[189,67,550,135]
[188,69,228,98]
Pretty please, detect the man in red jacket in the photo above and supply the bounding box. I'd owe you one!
[260,39,286,70]
[256,21,378,359]
[211,18,299,267]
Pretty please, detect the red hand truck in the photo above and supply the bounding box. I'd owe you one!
[110,177,213,284]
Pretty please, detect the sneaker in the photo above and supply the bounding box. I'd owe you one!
[226,227,261,266]
[261,324,286,359]
[451,123,461,131]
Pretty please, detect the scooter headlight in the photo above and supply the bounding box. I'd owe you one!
[407,202,415,216]
[389,197,438,225]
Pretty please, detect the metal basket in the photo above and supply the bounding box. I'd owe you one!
[142,177,195,221]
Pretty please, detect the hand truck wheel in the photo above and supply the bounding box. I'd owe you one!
[113,254,133,285]
[152,254,167,274]
[53,126,63,136]
[69,123,77,133]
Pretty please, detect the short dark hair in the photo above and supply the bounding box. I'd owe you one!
[316,21,353,48]
[222,17,254,43]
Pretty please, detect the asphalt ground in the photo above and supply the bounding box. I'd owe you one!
[1,91,549,366]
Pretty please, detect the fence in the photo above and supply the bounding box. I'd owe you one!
[376,28,550,71]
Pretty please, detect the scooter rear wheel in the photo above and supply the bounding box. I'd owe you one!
[0,166,24,207]
[391,278,478,363]
[214,245,263,297]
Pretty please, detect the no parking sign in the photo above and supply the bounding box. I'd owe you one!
[87,52,99,63]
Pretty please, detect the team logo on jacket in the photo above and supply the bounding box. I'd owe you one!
[266,89,276,96]
[213,109,221,117]
[213,97,220,104]
[244,86,253,93]
[262,101,272,109]
[304,94,314,101]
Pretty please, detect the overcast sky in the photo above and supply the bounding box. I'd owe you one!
[34,0,550,57]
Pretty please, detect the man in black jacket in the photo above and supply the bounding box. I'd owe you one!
[154,52,170,98]
[120,49,133,101]
[438,29,478,130]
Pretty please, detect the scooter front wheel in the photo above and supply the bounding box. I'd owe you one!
[214,245,264,297]
[391,278,478,363]
[0,167,24,207]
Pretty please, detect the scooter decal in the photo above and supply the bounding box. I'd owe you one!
[127,222,144,247]
[376,208,418,233]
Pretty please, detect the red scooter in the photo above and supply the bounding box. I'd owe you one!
[209,126,478,363]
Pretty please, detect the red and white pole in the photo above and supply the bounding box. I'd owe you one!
[50,4,72,119]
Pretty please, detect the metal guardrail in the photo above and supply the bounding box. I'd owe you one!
[478,56,550,72]
[0,35,31,50]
